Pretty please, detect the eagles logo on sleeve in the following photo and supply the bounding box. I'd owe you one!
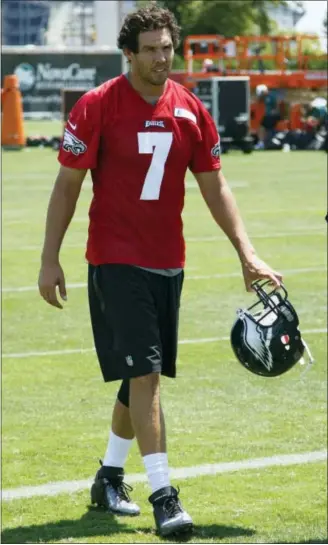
[62,129,87,156]
[211,139,221,158]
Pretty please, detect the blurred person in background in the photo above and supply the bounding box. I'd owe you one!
[298,97,328,150]
[202,47,226,74]
[202,57,216,72]
[305,97,327,130]
[284,97,327,151]
[38,1,282,537]
[255,83,282,150]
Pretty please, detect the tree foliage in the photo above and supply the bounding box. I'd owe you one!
[136,1,325,69]
[137,0,286,54]
[137,0,294,54]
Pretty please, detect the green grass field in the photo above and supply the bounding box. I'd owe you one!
[2,127,327,544]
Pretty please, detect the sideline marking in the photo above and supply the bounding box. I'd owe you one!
[2,328,326,360]
[2,267,326,293]
[2,227,325,249]
[2,450,326,501]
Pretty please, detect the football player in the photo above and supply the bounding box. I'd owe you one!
[38,1,282,537]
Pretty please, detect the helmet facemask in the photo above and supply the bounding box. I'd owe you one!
[231,280,314,377]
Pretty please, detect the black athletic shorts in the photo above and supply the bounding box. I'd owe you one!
[88,264,184,382]
[261,113,281,130]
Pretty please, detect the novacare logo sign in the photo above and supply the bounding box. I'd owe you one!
[14,63,35,91]
[14,62,96,91]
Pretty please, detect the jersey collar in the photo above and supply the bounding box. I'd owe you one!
[121,73,171,109]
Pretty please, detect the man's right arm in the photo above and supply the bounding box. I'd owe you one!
[39,89,102,308]
[39,165,87,308]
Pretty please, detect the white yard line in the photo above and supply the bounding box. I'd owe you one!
[2,328,326,360]
[2,266,326,294]
[184,267,326,280]
[183,207,323,217]
[2,282,88,293]
[2,450,326,502]
[2,181,247,191]
[2,228,325,250]
[186,230,325,242]
[186,181,249,189]
[4,215,325,226]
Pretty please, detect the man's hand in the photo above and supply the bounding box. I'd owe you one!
[241,255,283,292]
[38,262,67,309]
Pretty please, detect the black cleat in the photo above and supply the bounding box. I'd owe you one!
[90,462,140,516]
[149,486,193,537]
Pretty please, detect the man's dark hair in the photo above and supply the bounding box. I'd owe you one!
[117,2,181,53]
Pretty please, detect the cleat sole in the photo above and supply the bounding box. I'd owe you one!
[159,522,194,537]
[109,508,141,517]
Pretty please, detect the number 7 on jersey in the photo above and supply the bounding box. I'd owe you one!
[138,132,173,200]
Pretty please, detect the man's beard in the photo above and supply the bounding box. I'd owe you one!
[140,65,170,86]
[148,72,168,86]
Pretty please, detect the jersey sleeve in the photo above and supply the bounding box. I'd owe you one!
[58,90,101,170]
[189,102,221,173]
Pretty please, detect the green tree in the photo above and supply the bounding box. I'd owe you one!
[138,0,285,53]
[137,0,287,63]
[160,0,282,37]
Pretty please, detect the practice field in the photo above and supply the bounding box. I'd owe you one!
[2,135,327,544]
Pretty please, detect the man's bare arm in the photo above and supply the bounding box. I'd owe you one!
[194,169,255,260]
[194,169,282,290]
[39,165,87,308]
[41,165,87,264]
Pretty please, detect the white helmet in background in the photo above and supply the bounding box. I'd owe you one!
[310,97,327,109]
[256,84,268,97]
[203,58,214,69]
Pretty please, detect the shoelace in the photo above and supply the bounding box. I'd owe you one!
[163,495,183,518]
[115,482,133,502]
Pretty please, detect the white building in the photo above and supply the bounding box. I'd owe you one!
[95,1,137,48]
[45,1,137,48]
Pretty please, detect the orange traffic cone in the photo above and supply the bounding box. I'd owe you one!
[1,74,26,150]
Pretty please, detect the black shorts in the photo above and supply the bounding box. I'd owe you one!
[88,264,184,382]
[261,113,281,130]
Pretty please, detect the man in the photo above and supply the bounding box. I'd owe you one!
[255,84,282,150]
[289,97,328,151]
[306,97,327,130]
[38,2,282,538]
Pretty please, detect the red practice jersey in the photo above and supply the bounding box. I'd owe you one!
[58,74,221,267]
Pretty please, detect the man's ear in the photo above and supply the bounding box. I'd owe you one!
[123,47,133,63]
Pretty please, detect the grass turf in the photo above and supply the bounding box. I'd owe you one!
[2,137,327,544]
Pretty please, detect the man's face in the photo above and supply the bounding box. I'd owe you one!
[258,90,268,102]
[127,28,174,86]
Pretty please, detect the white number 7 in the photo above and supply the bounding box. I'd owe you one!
[138,132,173,200]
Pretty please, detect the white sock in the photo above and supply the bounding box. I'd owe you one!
[143,452,170,494]
[103,430,133,468]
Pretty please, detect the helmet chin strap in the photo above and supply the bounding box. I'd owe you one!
[299,337,315,375]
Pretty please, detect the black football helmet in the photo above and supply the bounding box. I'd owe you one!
[231,280,314,377]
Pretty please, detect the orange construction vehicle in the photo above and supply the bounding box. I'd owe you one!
[183,33,327,90]
[181,33,327,135]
